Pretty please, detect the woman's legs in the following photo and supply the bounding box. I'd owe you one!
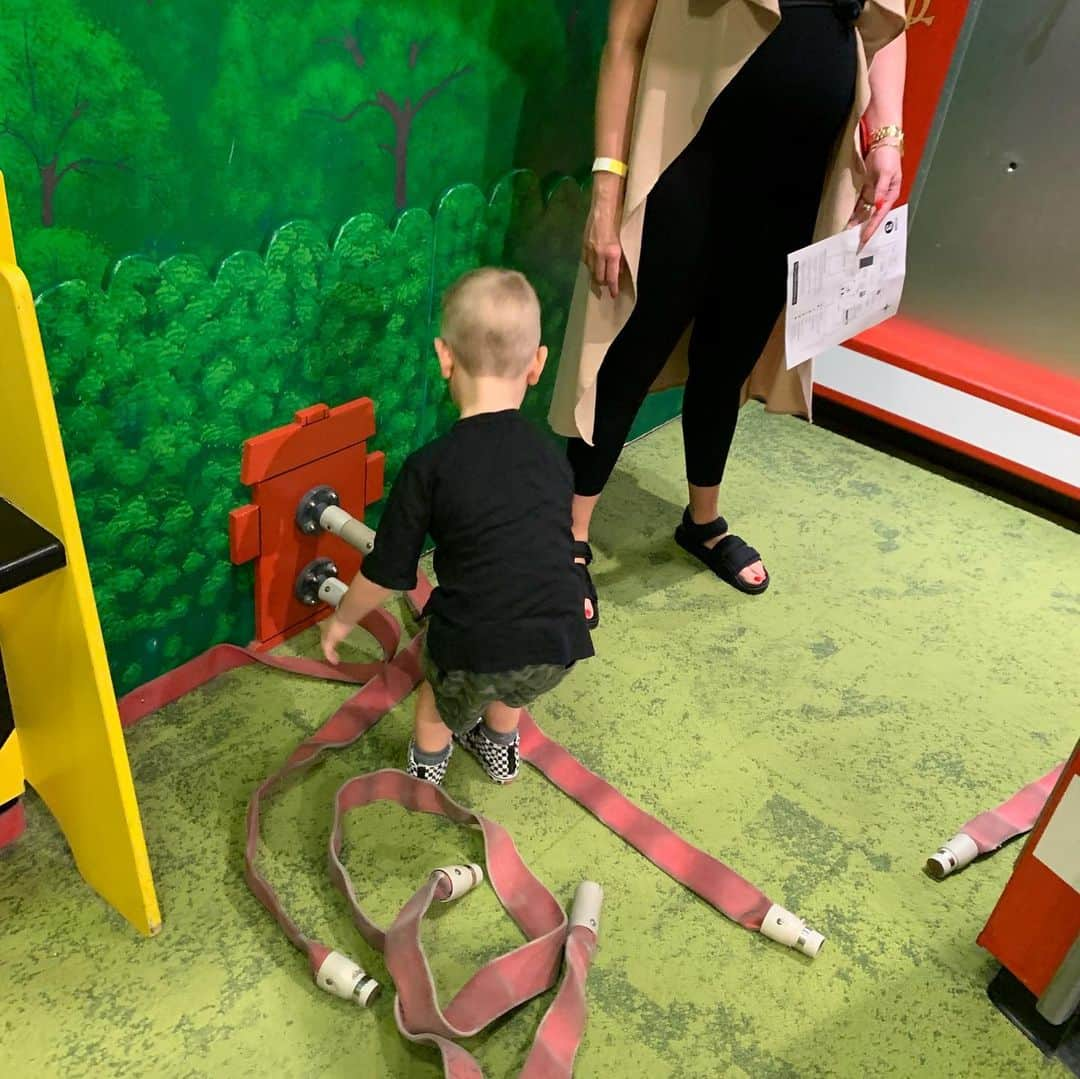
[678,241,801,586]
[678,193,822,588]
[568,4,856,595]
[677,5,857,583]
[566,136,716,548]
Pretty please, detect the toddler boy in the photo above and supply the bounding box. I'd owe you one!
[321,268,593,784]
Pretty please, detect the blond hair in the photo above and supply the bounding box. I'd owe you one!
[440,268,541,377]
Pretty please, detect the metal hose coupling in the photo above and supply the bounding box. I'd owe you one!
[925,833,979,880]
[315,950,380,1006]
[569,881,604,937]
[759,904,825,958]
[433,863,485,901]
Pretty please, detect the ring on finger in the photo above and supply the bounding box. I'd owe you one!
[860,200,874,214]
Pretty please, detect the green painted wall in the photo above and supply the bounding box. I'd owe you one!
[1,0,608,289]
[0,0,680,693]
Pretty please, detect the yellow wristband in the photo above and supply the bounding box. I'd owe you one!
[592,156,628,178]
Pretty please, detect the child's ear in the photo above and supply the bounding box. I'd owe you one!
[526,345,549,387]
[434,337,454,380]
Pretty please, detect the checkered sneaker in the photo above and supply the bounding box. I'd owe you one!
[454,722,520,784]
[406,740,452,786]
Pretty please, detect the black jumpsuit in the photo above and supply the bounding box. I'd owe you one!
[568,0,861,494]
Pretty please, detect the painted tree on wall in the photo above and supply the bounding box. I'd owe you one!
[516,0,607,176]
[303,2,566,209]
[309,19,473,210]
[0,0,599,292]
[0,0,174,285]
[80,0,225,264]
[203,2,482,236]
[203,0,565,237]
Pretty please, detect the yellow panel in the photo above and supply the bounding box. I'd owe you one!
[0,173,160,935]
[0,177,13,264]
[0,730,24,806]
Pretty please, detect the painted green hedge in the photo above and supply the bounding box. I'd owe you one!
[35,171,592,693]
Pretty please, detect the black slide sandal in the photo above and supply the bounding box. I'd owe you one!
[572,540,600,629]
[674,508,770,596]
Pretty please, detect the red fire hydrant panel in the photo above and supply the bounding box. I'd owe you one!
[229,399,385,649]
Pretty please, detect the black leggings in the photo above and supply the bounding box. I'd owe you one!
[569,3,857,496]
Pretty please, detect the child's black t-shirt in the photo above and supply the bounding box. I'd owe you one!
[361,409,594,674]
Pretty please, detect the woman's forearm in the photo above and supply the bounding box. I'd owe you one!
[592,0,658,204]
[864,31,907,131]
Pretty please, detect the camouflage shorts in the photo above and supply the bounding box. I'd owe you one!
[421,643,572,734]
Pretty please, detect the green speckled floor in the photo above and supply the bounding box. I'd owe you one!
[2,408,1076,1078]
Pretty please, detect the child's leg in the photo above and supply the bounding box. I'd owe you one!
[483,700,521,736]
[414,681,452,753]
[457,665,571,783]
[456,699,521,784]
[407,681,453,785]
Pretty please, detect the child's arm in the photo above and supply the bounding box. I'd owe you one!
[320,573,392,665]
[319,452,431,665]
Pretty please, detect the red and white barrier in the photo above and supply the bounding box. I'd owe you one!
[978,741,1080,1012]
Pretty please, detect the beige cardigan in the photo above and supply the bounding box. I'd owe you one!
[549,0,907,443]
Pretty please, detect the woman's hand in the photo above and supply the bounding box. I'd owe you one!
[583,175,625,299]
[849,144,902,246]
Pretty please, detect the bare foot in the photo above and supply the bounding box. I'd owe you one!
[574,553,595,621]
[693,520,767,587]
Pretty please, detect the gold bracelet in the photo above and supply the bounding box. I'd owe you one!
[868,125,904,154]
[866,139,903,156]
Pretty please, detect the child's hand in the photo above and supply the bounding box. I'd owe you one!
[320,614,352,665]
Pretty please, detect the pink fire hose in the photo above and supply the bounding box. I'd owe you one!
[120,574,824,1076]
[925,765,1065,880]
